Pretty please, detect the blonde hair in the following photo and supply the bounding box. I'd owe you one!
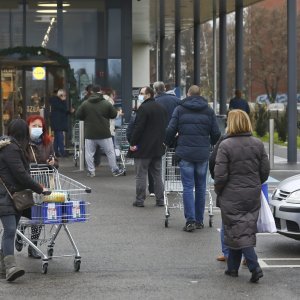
[226,109,253,135]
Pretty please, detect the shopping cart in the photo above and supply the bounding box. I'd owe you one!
[115,123,134,174]
[72,121,80,167]
[16,165,91,274]
[162,149,214,228]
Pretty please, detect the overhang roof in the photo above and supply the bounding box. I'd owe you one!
[133,0,263,44]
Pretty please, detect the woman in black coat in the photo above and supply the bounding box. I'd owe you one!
[0,119,45,282]
[214,110,270,283]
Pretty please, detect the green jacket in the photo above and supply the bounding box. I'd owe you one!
[76,93,117,139]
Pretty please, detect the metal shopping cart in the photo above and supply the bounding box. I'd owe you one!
[16,165,91,274]
[162,149,214,228]
[115,123,134,174]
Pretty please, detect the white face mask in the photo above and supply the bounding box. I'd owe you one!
[138,94,144,102]
[30,127,43,141]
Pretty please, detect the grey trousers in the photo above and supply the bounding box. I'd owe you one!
[85,138,118,173]
[134,158,164,203]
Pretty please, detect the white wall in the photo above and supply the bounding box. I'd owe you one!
[132,44,150,88]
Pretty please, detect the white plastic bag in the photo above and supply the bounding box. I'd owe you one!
[257,191,277,233]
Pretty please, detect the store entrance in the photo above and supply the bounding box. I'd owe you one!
[0,66,66,134]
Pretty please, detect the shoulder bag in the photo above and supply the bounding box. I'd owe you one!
[0,177,34,212]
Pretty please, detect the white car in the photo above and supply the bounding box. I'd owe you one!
[270,174,300,241]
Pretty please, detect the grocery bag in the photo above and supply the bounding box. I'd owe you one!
[257,191,277,233]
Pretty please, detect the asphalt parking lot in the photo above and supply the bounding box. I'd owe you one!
[0,148,299,300]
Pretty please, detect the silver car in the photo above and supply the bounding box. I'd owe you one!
[270,174,300,241]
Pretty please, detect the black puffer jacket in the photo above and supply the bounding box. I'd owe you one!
[0,137,43,216]
[214,133,270,249]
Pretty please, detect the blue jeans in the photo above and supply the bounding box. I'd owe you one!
[179,160,208,223]
[227,247,259,272]
[53,131,65,156]
[0,215,21,256]
[221,223,229,257]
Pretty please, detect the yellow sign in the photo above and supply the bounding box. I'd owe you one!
[32,67,46,80]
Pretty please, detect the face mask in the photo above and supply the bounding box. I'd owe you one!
[30,127,43,140]
[138,94,144,102]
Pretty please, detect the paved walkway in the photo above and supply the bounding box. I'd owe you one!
[0,152,299,299]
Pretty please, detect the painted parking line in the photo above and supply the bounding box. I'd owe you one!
[259,258,300,268]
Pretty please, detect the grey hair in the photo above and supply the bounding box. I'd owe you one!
[153,81,165,94]
[57,89,66,97]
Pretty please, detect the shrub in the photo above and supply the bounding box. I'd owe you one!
[275,110,288,142]
[255,104,269,137]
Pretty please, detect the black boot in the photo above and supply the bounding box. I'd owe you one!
[250,266,263,283]
[15,225,26,252]
[28,242,41,259]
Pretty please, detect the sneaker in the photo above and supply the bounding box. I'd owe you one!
[183,222,195,232]
[87,171,95,177]
[195,222,204,229]
[216,255,227,262]
[112,169,125,177]
[149,193,155,197]
[156,201,164,207]
[132,201,144,207]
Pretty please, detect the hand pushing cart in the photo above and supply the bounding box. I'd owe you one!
[162,149,214,228]
[16,165,91,274]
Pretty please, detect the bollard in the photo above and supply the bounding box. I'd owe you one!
[79,121,85,171]
[269,119,274,169]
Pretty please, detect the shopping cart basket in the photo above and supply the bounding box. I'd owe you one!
[16,165,91,274]
[162,149,214,228]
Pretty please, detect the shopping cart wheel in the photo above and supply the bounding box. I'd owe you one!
[209,216,213,228]
[42,263,48,274]
[74,260,81,272]
[165,219,169,228]
[47,248,54,258]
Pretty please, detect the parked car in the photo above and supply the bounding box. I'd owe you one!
[270,174,300,241]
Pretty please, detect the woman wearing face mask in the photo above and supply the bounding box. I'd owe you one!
[15,115,58,259]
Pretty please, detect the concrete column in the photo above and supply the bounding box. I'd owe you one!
[213,0,217,112]
[287,0,297,163]
[235,0,244,91]
[193,0,200,85]
[22,0,26,46]
[219,0,227,115]
[132,44,150,87]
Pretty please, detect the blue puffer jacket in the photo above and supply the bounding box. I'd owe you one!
[165,95,221,162]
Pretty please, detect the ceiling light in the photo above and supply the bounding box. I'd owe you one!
[37,10,67,13]
[38,3,70,7]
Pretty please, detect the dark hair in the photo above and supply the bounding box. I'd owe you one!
[92,85,101,93]
[7,118,30,150]
[144,86,154,98]
[85,84,93,92]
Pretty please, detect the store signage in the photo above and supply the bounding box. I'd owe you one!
[32,67,46,80]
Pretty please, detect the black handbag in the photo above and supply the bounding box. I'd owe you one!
[0,177,34,212]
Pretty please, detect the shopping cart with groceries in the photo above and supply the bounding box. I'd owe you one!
[162,149,214,228]
[16,164,91,274]
[114,123,134,174]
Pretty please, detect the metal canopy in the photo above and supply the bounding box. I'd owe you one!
[133,0,263,44]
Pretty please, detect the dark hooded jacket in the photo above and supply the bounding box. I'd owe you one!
[49,96,70,131]
[214,133,270,249]
[165,95,220,162]
[0,137,43,216]
[155,92,180,125]
[76,93,117,139]
[128,98,167,159]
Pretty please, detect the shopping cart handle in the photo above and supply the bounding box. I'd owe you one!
[42,190,52,195]
[30,163,55,170]
[85,187,92,193]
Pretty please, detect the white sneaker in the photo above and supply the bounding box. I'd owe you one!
[149,193,155,197]
[87,171,95,177]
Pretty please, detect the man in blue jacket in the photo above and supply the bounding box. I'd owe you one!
[165,85,220,232]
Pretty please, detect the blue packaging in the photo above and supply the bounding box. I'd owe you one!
[31,203,62,224]
[63,201,86,223]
